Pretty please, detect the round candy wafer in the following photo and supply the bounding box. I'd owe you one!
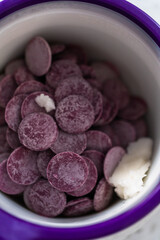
[86,130,112,153]
[18,112,58,151]
[14,66,35,85]
[55,95,95,134]
[0,160,25,195]
[5,94,27,132]
[7,146,40,185]
[82,150,104,177]
[0,75,17,108]
[5,59,25,75]
[50,130,87,155]
[111,120,136,148]
[54,76,93,103]
[130,118,147,139]
[103,78,129,110]
[118,96,147,121]
[0,107,5,126]
[0,153,10,163]
[93,178,113,212]
[47,151,88,192]
[0,126,11,153]
[67,157,97,197]
[63,197,93,217]
[46,59,82,89]
[6,128,21,149]
[25,36,52,76]
[37,149,54,178]
[104,146,125,181]
[14,80,47,96]
[28,179,67,217]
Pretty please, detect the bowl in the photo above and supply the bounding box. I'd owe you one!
[0,1,159,240]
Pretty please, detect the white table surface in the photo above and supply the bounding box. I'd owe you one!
[127,0,160,24]
[121,1,160,240]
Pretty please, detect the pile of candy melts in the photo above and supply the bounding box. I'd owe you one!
[0,36,149,218]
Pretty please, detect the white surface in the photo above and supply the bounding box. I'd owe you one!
[127,0,160,24]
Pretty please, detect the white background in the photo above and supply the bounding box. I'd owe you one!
[127,0,160,24]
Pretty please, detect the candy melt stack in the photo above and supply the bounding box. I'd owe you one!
[0,36,153,218]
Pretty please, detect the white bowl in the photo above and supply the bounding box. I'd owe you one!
[0,1,159,240]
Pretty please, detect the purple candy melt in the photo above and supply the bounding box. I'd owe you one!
[50,130,87,155]
[25,36,52,76]
[0,74,5,81]
[5,94,27,132]
[5,59,25,75]
[63,197,93,217]
[0,126,11,153]
[21,91,55,118]
[58,51,77,63]
[80,64,93,77]
[104,146,125,181]
[86,130,112,153]
[0,36,150,219]
[111,120,136,148]
[103,78,129,110]
[104,99,119,124]
[67,156,98,197]
[6,128,21,149]
[91,61,118,86]
[130,118,147,139]
[82,150,105,177]
[14,66,35,85]
[63,44,87,64]
[0,160,25,195]
[47,151,89,192]
[0,152,10,163]
[0,75,17,108]
[0,107,5,126]
[87,78,103,90]
[98,124,120,147]
[7,146,40,185]
[18,112,58,151]
[55,95,95,134]
[54,76,93,103]
[92,88,103,123]
[118,96,147,120]
[37,149,54,178]
[95,97,118,126]
[23,185,34,210]
[46,59,82,89]
[93,178,113,212]
[14,80,47,96]
[51,43,66,55]
[28,179,67,217]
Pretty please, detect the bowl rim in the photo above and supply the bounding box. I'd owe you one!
[0,0,159,239]
[0,0,160,47]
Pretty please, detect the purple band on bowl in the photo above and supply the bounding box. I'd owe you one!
[0,0,159,46]
[0,183,159,240]
[0,1,159,239]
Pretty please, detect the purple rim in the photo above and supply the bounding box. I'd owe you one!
[0,1,160,239]
[0,0,159,46]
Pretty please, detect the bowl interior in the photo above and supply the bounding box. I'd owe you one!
[0,1,159,228]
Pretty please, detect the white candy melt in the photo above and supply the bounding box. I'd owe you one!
[35,94,56,112]
[109,138,152,200]
[127,137,153,160]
